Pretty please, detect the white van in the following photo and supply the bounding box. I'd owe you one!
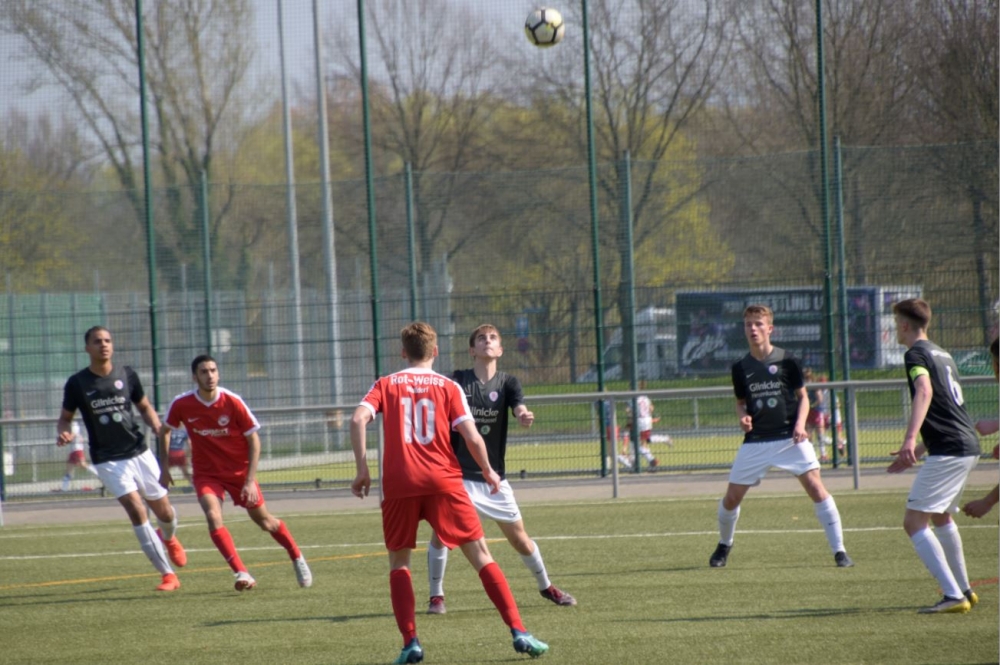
[578,306,676,383]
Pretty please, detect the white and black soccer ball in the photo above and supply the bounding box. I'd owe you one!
[524,7,565,48]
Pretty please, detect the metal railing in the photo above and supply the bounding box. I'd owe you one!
[1,377,995,501]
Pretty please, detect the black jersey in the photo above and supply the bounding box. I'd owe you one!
[450,369,524,481]
[62,365,148,464]
[903,340,980,457]
[731,347,804,443]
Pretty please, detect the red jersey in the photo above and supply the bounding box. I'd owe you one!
[360,367,474,500]
[164,388,260,479]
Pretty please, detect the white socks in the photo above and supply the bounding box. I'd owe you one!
[134,522,173,575]
[427,540,448,597]
[157,512,178,541]
[934,520,971,593]
[519,540,552,591]
[717,500,740,546]
[911,528,963,599]
[813,496,845,554]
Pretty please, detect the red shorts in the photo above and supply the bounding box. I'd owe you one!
[67,450,86,465]
[195,474,265,509]
[168,451,188,467]
[806,410,829,428]
[381,492,484,552]
[639,430,651,443]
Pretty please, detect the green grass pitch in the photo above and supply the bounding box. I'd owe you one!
[0,489,997,664]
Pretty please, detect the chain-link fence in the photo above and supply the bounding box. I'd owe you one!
[1,2,996,500]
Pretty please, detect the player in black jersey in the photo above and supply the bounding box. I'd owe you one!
[425,324,576,615]
[709,305,852,569]
[57,326,187,591]
[887,299,981,614]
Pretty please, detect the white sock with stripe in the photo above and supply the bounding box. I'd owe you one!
[519,540,552,591]
[813,495,845,554]
[134,522,173,575]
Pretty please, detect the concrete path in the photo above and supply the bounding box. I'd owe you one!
[2,466,996,527]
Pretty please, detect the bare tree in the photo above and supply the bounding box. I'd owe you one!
[535,0,733,380]
[717,0,927,286]
[906,0,998,342]
[325,0,512,287]
[1,0,257,287]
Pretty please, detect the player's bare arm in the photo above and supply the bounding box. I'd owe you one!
[242,431,262,505]
[157,425,175,488]
[349,405,373,498]
[457,419,500,493]
[735,399,752,433]
[56,408,76,446]
[889,374,932,471]
[792,387,809,443]
[136,396,163,432]
[514,404,534,428]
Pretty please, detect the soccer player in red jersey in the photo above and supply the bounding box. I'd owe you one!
[350,322,549,664]
[159,354,312,592]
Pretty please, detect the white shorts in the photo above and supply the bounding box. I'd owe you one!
[728,437,820,486]
[463,478,522,523]
[95,448,168,501]
[907,455,979,514]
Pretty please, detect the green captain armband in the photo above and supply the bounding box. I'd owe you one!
[908,366,929,381]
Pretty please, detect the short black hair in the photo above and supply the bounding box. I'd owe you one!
[84,326,110,344]
[191,354,216,375]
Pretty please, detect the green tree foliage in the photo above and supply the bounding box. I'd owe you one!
[1,0,259,291]
[0,114,90,290]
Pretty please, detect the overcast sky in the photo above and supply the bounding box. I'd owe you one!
[1,0,547,120]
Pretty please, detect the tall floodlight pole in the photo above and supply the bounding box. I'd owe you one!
[135,0,160,409]
[357,0,382,377]
[278,0,307,408]
[815,0,851,478]
[313,0,344,404]
[582,0,607,474]
[814,1,839,399]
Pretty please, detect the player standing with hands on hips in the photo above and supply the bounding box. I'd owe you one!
[57,326,186,591]
[708,305,853,569]
[425,324,575,615]
[350,322,548,664]
[887,299,980,613]
[159,354,312,591]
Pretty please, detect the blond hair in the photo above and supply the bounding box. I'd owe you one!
[401,322,437,361]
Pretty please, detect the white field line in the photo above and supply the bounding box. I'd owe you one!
[1,523,995,562]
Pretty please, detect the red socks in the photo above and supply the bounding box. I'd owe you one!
[478,562,525,632]
[269,520,301,559]
[389,568,417,643]
[210,526,246,573]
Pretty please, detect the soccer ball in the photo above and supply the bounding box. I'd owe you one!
[524,7,565,48]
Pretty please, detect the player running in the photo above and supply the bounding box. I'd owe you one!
[350,322,549,664]
[159,354,312,592]
[425,324,575,615]
[57,326,186,592]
